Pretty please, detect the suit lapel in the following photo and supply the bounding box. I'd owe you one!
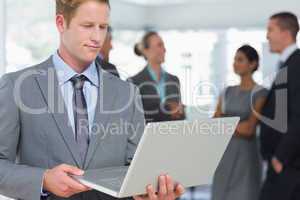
[265,49,300,106]
[84,69,118,169]
[164,72,173,98]
[142,67,160,96]
[35,57,82,167]
[269,50,299,92]
[143,66,156,84]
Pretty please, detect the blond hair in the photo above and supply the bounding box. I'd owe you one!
[56,0,110,27]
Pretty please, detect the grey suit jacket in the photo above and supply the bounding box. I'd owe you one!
[0,57,145,200]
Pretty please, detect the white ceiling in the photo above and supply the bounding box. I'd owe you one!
[110,0,300,30]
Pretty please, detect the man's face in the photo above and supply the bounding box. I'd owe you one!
[267,19,287,53]
[57,1,110,68]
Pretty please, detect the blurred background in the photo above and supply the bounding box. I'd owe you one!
[0,0,300,199]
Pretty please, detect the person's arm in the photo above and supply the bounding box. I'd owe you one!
[213,96,224,118]
[163,77,185,120]
[0,74,91,200]
[234,96,267,139]
[126,86,145,164]
[0,74,46,200]
[169,77,185,120]
[174,77,182,104]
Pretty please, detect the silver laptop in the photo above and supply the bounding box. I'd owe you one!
[73,117,239,198]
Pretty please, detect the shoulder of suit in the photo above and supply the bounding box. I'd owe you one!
[100,59,116,68]
[286,49,300,68]
[288,48,300,60]
[103,70,138,90]
[164,71,179,82]
[223,85,237,94]
[1,61,44,83]
[128,67,148,82]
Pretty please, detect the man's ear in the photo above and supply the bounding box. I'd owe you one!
[282,29,293,41]
[56,14,66,33]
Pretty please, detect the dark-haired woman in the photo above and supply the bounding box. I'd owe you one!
[211,45,268,200]
[128,32,185,123]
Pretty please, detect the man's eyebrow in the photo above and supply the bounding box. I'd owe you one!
[80,21,109,25]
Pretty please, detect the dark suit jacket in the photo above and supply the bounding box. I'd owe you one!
[260,49,300,199]
[95,56,120,78]
[128,66,185,123]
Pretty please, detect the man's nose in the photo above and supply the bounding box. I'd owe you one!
[90,29,102,43]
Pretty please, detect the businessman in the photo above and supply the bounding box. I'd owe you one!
[0,0,184,200]
[260,12,300,200]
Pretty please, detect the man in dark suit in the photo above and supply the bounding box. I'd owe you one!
[95,26,120,77]
[260,12,300,200]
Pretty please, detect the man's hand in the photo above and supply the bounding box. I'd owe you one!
[272,157,283,174]
[133,175,185,200]
[43,164,91,198]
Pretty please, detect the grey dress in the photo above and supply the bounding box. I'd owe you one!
[211,85,268,200]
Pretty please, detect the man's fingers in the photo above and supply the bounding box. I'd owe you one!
[158,175,167,196]
[146,185,157,200]
[61,164,84,176]
[63,175,89,192]
[174,184,185,198]
[166,175,174,195]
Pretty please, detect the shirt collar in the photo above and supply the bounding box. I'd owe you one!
[147,65,165,83]
[52,51,99,87]
[279,43,298,63]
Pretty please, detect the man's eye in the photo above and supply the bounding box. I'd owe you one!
[83,24,93,28]
[99,25,108,30]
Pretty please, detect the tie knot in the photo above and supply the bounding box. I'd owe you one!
[70,75,87,90]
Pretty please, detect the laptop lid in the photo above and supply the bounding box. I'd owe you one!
[119,117,239,197]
